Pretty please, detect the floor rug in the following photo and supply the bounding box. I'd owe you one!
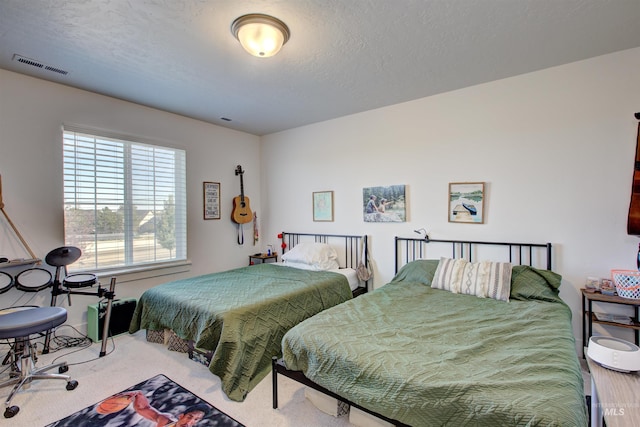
[46,374,244,427]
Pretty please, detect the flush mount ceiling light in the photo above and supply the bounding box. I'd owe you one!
[231,13,290,58]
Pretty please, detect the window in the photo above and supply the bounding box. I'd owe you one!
[63,126,186,272]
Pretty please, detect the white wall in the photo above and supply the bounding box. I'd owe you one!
[261,47,640,350]
[2,48,639,350]
[0,69,261,327]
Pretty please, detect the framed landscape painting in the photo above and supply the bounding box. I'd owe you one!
[449,182,484,224]
[363,185,406,222]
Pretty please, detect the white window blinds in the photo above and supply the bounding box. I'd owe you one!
[63,126,186,272]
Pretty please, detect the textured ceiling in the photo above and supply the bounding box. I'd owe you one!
[1,0,639,136]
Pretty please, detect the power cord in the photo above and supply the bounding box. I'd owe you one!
[1,299,119,371]
[41,294,112,353]
[48,325,117,366]
[45,324,92,352]
[0,341,15,376]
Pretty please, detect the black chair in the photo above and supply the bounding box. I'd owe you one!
[0,306,78,418]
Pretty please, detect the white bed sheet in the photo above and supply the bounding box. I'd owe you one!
[273,263,360,291]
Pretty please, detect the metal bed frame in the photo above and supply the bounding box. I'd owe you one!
[280,231,369,294]
[396,237,552,272]
[273,236,553,426]
[131,231,370,403]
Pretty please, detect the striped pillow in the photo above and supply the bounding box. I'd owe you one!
[431,257,465,293]
[431,257,512,302]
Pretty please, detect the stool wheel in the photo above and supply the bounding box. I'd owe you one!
[59,365,68,374]
[66,380,78,391]
[4,405,19,418]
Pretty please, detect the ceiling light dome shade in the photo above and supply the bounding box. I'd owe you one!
[231,14,290,58]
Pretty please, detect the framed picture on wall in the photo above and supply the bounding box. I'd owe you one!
[313,191,334,222]
[363,185,406,222]
[448,182,485,224]
[203,181,220,220]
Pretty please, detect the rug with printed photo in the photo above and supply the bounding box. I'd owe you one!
[46,374,244,427]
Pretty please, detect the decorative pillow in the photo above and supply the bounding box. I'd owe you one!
[432,257,512,302]
[510,265,562,302]
[431,257,466,293]
[391,259,440,286]
[281,242,339,270]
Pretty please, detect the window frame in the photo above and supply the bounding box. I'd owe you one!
[62,124,187,275]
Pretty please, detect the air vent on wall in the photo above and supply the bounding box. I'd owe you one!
[12,54,69,75]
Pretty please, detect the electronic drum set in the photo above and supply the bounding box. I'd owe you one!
[0,246,117,357]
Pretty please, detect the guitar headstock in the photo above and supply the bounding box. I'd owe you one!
[235,165,244,176]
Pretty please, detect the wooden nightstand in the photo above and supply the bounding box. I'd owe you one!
[581,289,640,357]
[586,355,640,427]
[249,254,278,265]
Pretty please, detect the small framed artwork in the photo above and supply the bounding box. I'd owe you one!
[203,181,220,220]
[449,182,485,224]
[363,185,406,222]
[313,191,334,222]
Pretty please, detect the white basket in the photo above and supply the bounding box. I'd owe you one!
[611,270,640,299]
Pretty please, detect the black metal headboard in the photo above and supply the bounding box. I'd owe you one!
[395,237,552,273]
[280,232,367,271]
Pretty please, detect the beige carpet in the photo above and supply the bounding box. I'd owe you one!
[2,330,353,426]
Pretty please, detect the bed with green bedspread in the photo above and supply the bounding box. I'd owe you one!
[282,260,587,426]
[129,263,352,401]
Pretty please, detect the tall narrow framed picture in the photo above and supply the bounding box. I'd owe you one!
[313,191,334,222]
[203,182,220,220]
[449,182,485,224]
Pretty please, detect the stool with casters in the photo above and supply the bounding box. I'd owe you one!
[0,306,78,418]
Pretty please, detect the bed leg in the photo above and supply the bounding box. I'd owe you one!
[272,357,278,409]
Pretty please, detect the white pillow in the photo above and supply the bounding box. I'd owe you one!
[431,257,512,302]
[281,242,339,270]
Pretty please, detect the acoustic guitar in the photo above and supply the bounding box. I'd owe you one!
[231,165,253,224]
[627,113,640,235]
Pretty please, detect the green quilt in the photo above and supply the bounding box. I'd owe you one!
[129,264,351,401]
[282,260,587,426]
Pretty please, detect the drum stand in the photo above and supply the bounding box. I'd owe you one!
[43,262,117,358]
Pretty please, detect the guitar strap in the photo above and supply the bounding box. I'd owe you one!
[237,223,244,245]
[253,212,259,246]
